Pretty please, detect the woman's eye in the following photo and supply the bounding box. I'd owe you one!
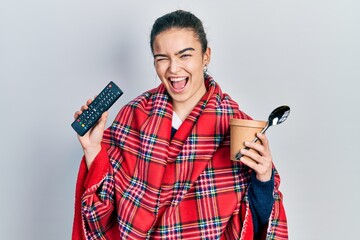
[156,58,167,62]
[180,54,191,58]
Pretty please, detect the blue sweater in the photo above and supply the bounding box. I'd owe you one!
[248,170,274,235]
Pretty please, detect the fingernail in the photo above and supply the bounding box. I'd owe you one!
[240,149,246,154]
[244,141,250,146]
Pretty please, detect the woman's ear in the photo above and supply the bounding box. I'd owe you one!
[203,47,211,65]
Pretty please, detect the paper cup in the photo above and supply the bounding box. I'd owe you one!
[229,118,267,161]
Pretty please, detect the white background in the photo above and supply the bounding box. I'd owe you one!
[0,0,359,239]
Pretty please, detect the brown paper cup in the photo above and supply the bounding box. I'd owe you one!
[229,118,267,161]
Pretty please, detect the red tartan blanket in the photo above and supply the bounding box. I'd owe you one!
[72,76,288,239]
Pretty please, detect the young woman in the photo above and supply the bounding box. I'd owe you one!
[72,10,288,240]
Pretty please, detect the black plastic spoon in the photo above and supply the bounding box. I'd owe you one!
[235,105,290,160]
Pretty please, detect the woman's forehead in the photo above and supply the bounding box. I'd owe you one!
[153,28,201,53]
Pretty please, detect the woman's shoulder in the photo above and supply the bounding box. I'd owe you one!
[113,87,161,119]
[215,92,252,120]
[127,88,157,107]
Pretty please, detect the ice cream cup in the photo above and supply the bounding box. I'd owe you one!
[229,118,267,161]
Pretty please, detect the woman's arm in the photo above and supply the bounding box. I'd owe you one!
[239,133,276,235]
[248,170,275,235]
[73,98,118,238]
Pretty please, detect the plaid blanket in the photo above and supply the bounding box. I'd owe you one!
[72,75,288,239]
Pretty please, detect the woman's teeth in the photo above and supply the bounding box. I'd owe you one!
[170,77,187,82]
[170,77,188,90]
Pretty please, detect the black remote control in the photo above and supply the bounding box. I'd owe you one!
[71,81,123,136]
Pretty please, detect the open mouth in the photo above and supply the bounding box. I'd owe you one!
[169,76,189,91]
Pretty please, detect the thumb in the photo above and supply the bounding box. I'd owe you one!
[97,111,108,130]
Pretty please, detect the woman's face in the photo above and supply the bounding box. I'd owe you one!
[153,28,210,108]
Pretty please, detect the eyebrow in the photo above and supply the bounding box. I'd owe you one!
[176,47,195,55]
[153,47,195,58]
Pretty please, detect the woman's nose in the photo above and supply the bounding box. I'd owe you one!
[168,59,181,73]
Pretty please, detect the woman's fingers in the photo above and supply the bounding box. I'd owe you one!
[240,154,260,169]
[74,98,93,119]
[240,149,272,181]
[256,133,271,154]
[244,141,265,158]
[74,111,82,119]
[239,133,273,182]
[98,111,108,130]
[81,99,92,111]
[243,133,271,157]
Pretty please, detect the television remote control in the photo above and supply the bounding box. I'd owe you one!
[71,81,123,136]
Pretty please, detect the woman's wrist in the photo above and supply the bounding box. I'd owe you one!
[256,171,272,182]
[83,145,102,169]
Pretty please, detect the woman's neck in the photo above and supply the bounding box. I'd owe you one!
[173,88,207,121]
[173,102,195,122]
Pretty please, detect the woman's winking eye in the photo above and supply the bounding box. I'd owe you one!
[155,57,168,63]
[180,54,192,59]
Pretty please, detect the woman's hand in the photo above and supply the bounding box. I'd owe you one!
[239,133,273,182]
[74,98,108,169]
